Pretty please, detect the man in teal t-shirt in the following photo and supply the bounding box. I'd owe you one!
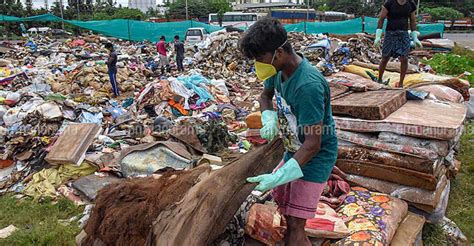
[239,18,338,246]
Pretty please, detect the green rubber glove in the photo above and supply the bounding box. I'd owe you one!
[374,29,383,47]
[247,158,304,192]
[260,110,278,141]
[411,31,423,48]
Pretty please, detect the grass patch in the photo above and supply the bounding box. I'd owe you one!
[422,52,474,85]
[452,45,474,60]
[423,121,474,244]
[447,122,474,239]
[0,195,83,245]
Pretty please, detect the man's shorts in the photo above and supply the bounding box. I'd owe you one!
[272,160,326,219]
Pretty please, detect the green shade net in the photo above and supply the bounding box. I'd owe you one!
[66,19,223,42]
[365,17,444,36]
[1,13,62,22]
[284,18,363,35]
[1,14,444,41]
[1,14,223,42]
[1,14,22,21]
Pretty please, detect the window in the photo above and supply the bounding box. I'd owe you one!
[186,30,202,36]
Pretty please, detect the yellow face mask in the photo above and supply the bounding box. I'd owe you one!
[255,61,277,81]
[255,40,287,81]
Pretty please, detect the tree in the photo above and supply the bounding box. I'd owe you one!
[167,0,231,20]
[217,9,224,26]
[333,0,363,15]
[423,7,464,21]
[312,0,330,12]
[420,0,472,16]
[25,0,33,14]
[112,8,144,20]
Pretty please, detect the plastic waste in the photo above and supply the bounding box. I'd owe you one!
[5,92,21,106]
[120,146,191,178]
[3,98,44,126]
[122,98,134,108]
[467,88,474,119]
[211,79,229,96]
[177,73,214,106]
[406,89,429,100]
[107,107,125,120]
[78,111,103,125]
[439,216,468,245]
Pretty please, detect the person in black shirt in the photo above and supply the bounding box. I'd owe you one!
[174,35,185,72]
[374,0,422,87]
[105,43,120,97]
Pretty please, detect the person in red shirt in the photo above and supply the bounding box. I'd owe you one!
[156,35,170,74]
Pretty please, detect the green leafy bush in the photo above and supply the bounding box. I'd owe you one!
[423,53,474,86]
[423,7,464,21]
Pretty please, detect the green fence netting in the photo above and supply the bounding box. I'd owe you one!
[1,13,62,22]
[365,17,444,36]
[1,14,444,41]
[285,18,363,35]
[1,15,21,21]
[1,14,223,42]
[65,19,223,42]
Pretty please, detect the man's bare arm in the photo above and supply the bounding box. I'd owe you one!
[378,7,389,29]
[293,123,323,166]
[259,87,275,112]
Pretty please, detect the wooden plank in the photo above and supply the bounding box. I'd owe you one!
[45,123,100,165]
[148,139,285,245]
[331,90,407,120]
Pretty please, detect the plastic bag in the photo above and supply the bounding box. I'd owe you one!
[177,73,214,106]
[305,203,349,239]
[467,88,474,119]
[211,79,229,96]
[5,92,21,106]
[245,203,286,246]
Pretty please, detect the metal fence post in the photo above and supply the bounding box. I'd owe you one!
[127,19,131,41]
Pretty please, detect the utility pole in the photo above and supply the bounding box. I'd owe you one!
[59,0,65,29]
[416,0,420,16]
[305,0,310,33]
[77,0,80,20]
[185,0,189,20]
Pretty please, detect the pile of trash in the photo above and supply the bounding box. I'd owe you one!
[0,29,471,245]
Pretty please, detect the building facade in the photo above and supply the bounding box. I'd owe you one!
[128,0,156,12]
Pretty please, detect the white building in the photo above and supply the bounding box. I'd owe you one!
[128,0,156,12]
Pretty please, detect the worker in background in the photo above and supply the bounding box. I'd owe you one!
[374,0,422,88]
[105,43,119,97]
[156,35,170,74]
[174,35,185,72]
[239,18,338,246]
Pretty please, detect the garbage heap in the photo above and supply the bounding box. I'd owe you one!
[0,31,471,245]
[0,35,259,201]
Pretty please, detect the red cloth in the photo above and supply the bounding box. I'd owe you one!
[319,166,351,209]
[156,41,167,56]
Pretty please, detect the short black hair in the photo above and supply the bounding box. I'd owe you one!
[239,17,292,59]
[160,36,165,40]
[104,43,113,49]
[174,35,179,40]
